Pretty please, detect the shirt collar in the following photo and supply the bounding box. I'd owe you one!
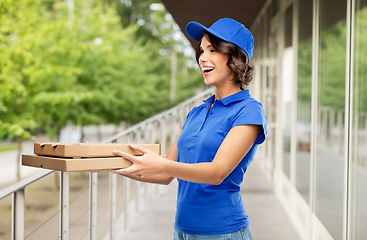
[203,90,251,107]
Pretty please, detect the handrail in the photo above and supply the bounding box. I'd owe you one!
[0,86,215,240]
[0,170,53,200]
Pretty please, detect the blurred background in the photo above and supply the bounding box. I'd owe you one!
[0,0,204,184]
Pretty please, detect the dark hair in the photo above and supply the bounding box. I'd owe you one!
[196,31,253,90]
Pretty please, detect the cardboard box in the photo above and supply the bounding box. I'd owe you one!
[34,142,161,157]
[22,143,161,172]
[22,154,133,172]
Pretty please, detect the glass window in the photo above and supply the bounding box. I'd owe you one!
[350,0,367,239]
[252,25,262,61]
[295,0,313,204]
[282,4,293,179]
[315,0,347,239]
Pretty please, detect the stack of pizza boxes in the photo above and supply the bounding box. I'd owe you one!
[22,142,160,172]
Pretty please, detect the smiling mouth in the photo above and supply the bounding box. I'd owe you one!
[201,67,214,74]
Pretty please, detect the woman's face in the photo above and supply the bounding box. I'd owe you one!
[199,35,234,88]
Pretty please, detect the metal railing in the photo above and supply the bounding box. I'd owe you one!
[0,87,214,240]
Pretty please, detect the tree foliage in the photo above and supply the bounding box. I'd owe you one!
[0,0,203,141]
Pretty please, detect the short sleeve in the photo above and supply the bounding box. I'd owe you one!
[233,101,267,144]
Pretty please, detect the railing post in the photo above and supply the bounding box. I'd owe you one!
[89,172,97,240]
[135,128,142,214]
[109,172,116,240]
[60,172,69,240]
[123,177,130,232]
[135,181,140,214]
[160,116,167,159]
[12,189,24,240]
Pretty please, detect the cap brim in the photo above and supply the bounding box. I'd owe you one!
[186,21,228,43]
[186,21,208,41]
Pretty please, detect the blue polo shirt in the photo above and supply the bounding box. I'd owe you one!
[174,90,267,235]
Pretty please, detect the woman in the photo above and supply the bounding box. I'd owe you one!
[112,18,267,240]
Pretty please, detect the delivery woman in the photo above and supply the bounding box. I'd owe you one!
[112,18,267,240]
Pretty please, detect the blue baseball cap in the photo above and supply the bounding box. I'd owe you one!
[186,18,254,62]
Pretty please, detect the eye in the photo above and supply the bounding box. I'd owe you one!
[210,48,216,52]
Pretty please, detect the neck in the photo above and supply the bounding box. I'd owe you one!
[214,84,241,100]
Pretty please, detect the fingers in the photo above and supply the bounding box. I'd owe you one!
[112,167,135,175]
[129,144,151,155]
[112,150,137,162]
[112,144,151,158]
[112,164,143,177]
[111,145,157,178]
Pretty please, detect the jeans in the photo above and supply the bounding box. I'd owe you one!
[173,225,252,240]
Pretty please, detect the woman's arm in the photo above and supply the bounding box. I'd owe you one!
[113,125,260,185]
[112,130,182,185]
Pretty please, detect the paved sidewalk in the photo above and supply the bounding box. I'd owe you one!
[241,162,300,240]
[115,160,300,240]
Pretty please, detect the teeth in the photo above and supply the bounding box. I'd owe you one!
[201,67,214,71]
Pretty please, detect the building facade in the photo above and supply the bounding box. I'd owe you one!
[250,0,367,239]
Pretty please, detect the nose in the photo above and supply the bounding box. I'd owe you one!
[199,53,208,64]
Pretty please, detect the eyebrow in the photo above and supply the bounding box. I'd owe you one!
[199,43,213,50]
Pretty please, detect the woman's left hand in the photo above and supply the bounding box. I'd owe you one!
[111,144,166,178]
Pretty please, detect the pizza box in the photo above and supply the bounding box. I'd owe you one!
[33,142,160,157]
[22,143,160,172]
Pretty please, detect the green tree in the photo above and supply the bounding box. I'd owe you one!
[1,0,203,145]
[0,0,46,181]
[111,1,204,107]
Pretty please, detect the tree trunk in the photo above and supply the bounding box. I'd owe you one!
[16,137,22,182]
[55,126,62,142]
[53,126,62,191]
[80,125,85,143]
[79,125,87,178]
[97,124,102,143]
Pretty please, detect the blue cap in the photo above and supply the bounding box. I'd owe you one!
[186,18,254,62]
